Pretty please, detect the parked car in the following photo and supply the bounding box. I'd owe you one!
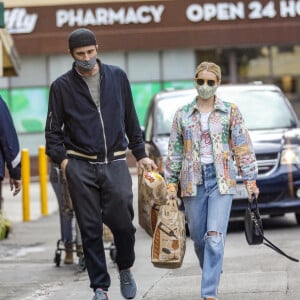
[141,83,300,224]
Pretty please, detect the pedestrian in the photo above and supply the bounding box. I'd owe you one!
[0,96,21,239]
[0,96,21,200]
[45,28,156,300]
[49,160,83,265]
[164,61,259,300]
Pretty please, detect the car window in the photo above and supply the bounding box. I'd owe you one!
[218,90,296,130]
[155,94,195,135]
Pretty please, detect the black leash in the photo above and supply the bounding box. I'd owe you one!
[248,195,298,262]
[254,216,299,263]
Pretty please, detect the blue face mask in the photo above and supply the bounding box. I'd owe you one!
[75,56,97,71]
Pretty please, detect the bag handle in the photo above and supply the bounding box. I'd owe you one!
[248,194,259,211]
[251,195,299,263]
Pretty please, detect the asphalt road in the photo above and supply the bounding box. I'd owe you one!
[0,174,300,300]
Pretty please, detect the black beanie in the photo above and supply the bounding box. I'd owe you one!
[68,28,97,51]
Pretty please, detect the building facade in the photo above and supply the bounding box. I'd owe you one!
[2,0,300,155]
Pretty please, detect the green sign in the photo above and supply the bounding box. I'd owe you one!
[1,87,49,133]
[131,82,161,126]
[0,3,4,28]
[1,80,195,134]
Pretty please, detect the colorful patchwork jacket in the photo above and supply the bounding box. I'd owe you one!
[165,97,258,197]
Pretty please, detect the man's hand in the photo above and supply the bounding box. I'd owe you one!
[138,157,157,172]
[60,159,68,170]
[9,177,21,196]
[60,159,68,179]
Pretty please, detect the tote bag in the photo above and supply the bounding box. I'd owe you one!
[138,167,166,236]
[151,198,186,268]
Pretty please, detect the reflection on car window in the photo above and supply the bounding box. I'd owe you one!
[218,90,296,130]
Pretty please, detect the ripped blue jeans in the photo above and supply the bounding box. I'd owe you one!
[183,163,233,299]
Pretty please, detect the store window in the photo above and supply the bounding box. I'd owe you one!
[195,49,229,82]
[128,51,160,82]
[196,45,300,99]
[162,49,195,81]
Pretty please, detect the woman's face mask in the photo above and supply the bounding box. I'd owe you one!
[195,83,218,100]
[75,56,97,71]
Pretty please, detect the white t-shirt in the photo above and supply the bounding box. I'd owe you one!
[200,112,213,164]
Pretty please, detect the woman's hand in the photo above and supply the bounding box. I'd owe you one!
[166,183,178,200]
[246,181,259,202]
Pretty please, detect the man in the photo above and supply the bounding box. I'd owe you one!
[0,96,21,200]
[45,28,156,300]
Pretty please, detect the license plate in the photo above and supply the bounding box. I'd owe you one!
[233,184,248,199]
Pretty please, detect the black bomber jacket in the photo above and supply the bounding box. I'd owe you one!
[45,60,147,164]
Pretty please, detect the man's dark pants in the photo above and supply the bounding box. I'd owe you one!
[66,158,136,291]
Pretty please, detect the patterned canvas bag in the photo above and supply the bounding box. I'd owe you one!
[151,198,186,268]
[138,167,166,237]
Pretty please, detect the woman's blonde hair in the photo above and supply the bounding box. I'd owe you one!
[194,61,222,81]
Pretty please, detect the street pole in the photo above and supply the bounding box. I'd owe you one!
[21,149,30,222]
[39,145,48,216]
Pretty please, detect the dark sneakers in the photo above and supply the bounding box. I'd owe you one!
[92,269,136,300]
[119,269,137,299]
[93,289,108,300]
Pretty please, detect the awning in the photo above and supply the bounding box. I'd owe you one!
[0,28,20,76]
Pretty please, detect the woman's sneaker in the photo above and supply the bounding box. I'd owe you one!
[93,288,108,300]
[119,269,137,299]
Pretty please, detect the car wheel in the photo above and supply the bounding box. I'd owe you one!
[295,213,300,225]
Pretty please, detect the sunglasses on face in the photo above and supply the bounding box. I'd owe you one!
[195,78,216,86]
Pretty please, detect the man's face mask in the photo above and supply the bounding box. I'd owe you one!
[75,56,97,71]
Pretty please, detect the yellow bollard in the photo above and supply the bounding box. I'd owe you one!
[21,149,30,222]
[38,145,48,216]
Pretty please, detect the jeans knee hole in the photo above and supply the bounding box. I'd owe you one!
[205,231,223,244]
[207,231,219,236]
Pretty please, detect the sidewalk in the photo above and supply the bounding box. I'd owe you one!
[1,173,300,300]
[0,174,169,300]
[1,179,58,223]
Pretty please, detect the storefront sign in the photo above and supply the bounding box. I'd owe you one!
[4,1,300,33]
[5,1,300,33]
[56,5,165,27]
[5,8,37,33]
[186,1,300,22]
[3,0,300,55]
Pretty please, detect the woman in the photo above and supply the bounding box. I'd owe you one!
[165,61,259,300]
